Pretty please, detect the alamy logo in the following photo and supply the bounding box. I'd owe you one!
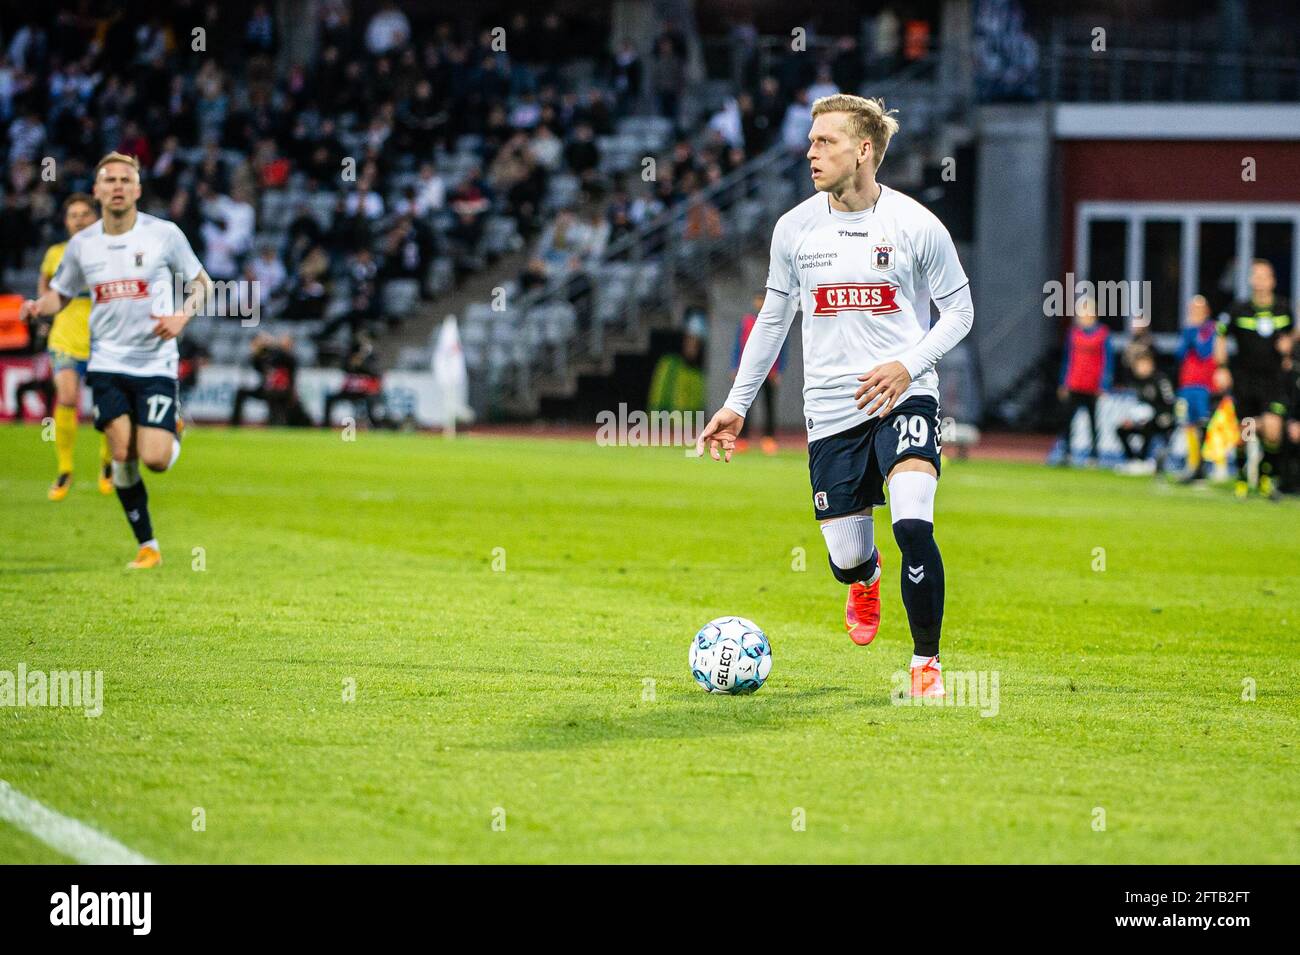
[892,669,1000,716]
[595,403,705,448]
[1042,272,1150,320]
[50,885,151,935]
[0,664,103,717]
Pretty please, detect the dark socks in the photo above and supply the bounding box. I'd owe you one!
[827,550,879,585]
[115,478,153,544]
[1262,442,1281,481]
[893,518,944,657]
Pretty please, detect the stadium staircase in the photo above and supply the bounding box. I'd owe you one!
[456,142,805,421]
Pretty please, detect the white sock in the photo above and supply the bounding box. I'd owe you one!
[820,512,875,572]
[888,471,937,522]
[142,538,159,552]
[911,654,939,669]
[169,438,181,469]
[111,459,141,487]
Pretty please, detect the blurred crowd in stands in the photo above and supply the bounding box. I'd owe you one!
[1,3,930,378]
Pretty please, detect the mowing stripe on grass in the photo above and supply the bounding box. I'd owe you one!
[0,780,155,865]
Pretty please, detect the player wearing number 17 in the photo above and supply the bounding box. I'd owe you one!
[19,153,213,568]
[696,96,975,697]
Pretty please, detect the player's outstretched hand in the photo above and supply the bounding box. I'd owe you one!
[152,312,189,341]
[855,360,911,417]
[18,300,41,323]
[696,407,745,462]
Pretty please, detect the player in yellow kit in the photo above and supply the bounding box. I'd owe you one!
[39,194,113,500]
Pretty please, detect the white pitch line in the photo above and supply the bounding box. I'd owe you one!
[0,779,155,865]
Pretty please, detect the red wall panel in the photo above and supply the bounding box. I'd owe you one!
[1060,139,1300,274]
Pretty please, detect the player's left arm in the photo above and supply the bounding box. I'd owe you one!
[153,224,211,340]
[856,215,973,415]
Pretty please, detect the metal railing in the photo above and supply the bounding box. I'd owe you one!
[1043,45,1300,103]
[466,141,807,417]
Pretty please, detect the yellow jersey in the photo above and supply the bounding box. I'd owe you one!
[40,242,93,360]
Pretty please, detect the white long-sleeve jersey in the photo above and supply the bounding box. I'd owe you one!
[725,185,973,441]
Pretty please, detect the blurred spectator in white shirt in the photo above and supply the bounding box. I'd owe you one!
[708,97,744,151]
[807,65,839,103]
[365,3,411,56]
[530,125,564,172]
[413,163,446,216]
[7,109,45,163]
[780,88,813,153]
[249,245,287,297]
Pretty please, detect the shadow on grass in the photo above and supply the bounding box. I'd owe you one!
[485,685,894,752]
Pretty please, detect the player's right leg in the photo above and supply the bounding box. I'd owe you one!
[822,509,882,645]
[89,373,162,568]
[809,422,883,645]
[103,415,162,568]
[48,364,81,501]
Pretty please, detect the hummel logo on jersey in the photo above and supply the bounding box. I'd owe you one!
[811,283,900,316]
[907,564,925,583]
[837,229,869,238]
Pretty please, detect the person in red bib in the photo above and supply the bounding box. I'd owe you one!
[1056,296,1112,464]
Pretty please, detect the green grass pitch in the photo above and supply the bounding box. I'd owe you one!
[1,423,1297,863]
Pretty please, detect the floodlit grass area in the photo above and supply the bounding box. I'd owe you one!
[2,424,1297,862]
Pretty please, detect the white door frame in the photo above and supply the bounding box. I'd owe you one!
[1075,201,1300,329]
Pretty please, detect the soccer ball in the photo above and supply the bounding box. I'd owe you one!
[689,616,772,694]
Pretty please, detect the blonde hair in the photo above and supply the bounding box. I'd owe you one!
[94,151,142,180]
[810,94,899,171]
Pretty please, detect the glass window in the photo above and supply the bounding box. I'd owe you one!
[1141,220,1182,333]
[1197,221,1239,317]
[1085,219,1127,331]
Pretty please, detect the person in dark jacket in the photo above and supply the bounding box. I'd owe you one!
[1116,349,1177,471]
[231,333,310,427]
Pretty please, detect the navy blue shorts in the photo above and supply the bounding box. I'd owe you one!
[86,372,180,434]
[808,395,942,520]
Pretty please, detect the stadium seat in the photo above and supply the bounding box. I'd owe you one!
[545,174,581,211]
[382,280,421,320]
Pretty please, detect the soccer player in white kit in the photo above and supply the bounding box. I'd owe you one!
[696,96,974,698]
[20,153,213,568]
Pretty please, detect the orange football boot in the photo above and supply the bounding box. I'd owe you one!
[98,462,114,495]
[48,472,72,501]
[127,545,162,569]
[909,656,945,698]
[845,554,882,645]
